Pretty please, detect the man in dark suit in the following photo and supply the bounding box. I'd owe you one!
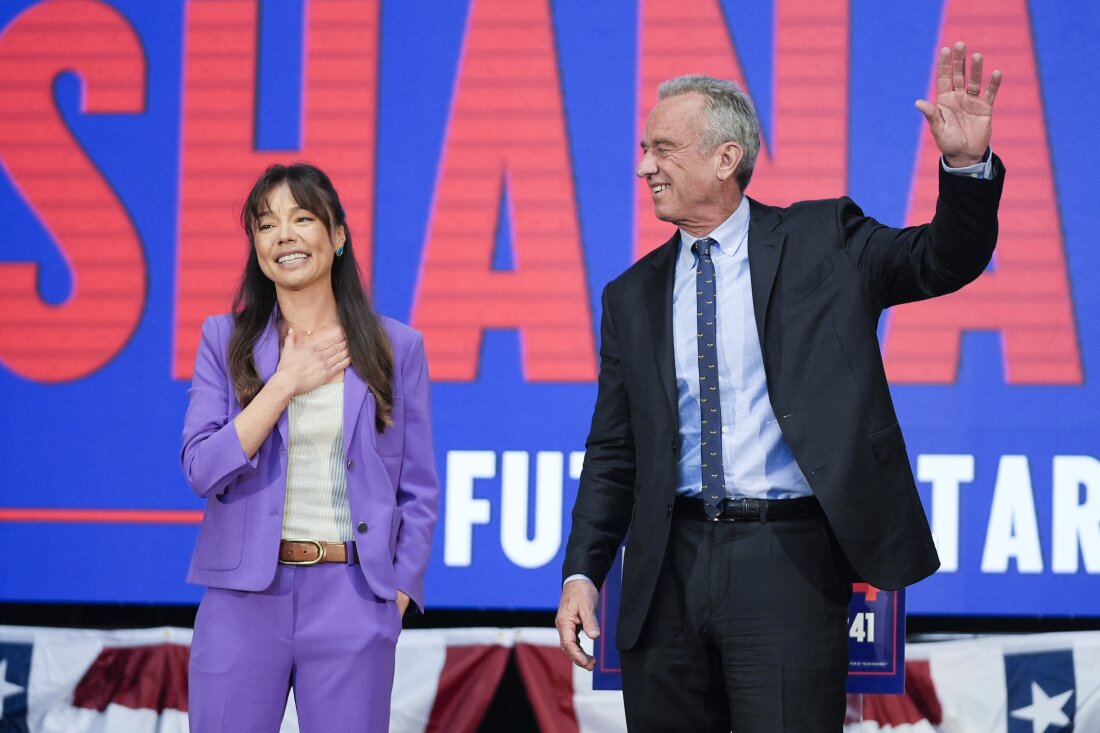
[556,42,1004,731]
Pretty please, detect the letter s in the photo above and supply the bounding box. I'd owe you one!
[0,0,147,381]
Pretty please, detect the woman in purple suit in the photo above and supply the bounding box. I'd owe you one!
[182,163,439,731]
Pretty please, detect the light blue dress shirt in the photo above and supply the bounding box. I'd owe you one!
[673,197,813,500]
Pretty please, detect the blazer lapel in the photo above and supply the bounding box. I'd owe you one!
[252,311,289,448]
[746,198,785,343]
[343,366,369,459]
[645,232,680,422]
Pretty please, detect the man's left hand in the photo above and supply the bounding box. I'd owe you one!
[916,41,1002,167]
[397,590,411,618]
[555,579,600,671]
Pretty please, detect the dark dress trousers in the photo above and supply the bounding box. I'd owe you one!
[564,158,1005,653]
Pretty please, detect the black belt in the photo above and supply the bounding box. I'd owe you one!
[674,495,823,522]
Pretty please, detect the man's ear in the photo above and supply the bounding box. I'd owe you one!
[715,141,744,182]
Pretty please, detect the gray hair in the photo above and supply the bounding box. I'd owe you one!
[657,75,761,190]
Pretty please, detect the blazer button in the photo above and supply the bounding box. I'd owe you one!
[356,521,368,534]
[671,440,679,453]
[666,503,673,517]
[346,460,355,472]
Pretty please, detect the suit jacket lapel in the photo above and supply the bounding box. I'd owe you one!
[746,198,785,343]
[343,366,369,459]
[252,311,289,448]
[645,232,680,422]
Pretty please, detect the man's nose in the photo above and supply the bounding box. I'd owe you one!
[637,150,657,178]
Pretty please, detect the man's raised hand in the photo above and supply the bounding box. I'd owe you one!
[916,41,1002,167]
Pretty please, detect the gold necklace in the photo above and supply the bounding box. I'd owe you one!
[284,314,337,336]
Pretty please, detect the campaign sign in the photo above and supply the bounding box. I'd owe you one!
[847,584,906,694]
[593,551,905,693]
[592,548,626,690]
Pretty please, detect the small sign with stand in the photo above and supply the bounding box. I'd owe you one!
[592,548,906,695]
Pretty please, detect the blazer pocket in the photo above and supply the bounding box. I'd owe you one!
[868,422,905,463]
[193,494,245,571]
[782,256,834,306]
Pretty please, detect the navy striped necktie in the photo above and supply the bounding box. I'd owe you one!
[693,237,725,520]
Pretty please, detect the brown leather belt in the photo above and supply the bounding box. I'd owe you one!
[278,539,359,565]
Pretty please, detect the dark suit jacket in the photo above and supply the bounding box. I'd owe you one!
[564,159,1005,651]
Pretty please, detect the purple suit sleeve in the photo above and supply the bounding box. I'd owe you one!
[181,316,258,498]
[392,331,440,613]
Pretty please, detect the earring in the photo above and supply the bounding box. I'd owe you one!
[335,245,345,257]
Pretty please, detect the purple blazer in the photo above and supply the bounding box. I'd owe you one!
[181,312,439,611]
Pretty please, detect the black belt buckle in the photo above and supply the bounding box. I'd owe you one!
[725,497,756,521]
[710,497,745,522]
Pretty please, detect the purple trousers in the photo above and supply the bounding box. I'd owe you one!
[189,562,400,732]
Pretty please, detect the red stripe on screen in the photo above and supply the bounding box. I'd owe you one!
[0,508,203,524]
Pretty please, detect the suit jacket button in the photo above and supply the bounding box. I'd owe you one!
[356,521,368,534]
[346,460,355,471]
[671,440,679,453]
[666,503,673,516]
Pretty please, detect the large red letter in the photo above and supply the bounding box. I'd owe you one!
[173,0,378,378]
[0,0,146,382]
[410,0,596,382]
[883,0,1081,384]
[636,0,850,257]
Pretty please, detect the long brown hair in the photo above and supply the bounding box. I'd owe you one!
[227,163,394,431]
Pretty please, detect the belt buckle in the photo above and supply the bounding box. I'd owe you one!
[281,539,326,566]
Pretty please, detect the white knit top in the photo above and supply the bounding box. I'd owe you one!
[281,382,353,541]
